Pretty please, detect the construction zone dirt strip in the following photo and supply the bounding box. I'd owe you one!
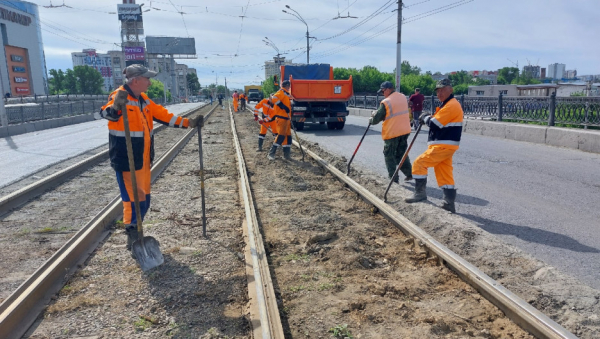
[231,109,533,338]
[0,104,212,304]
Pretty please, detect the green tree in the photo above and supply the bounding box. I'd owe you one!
[63,66,104,95]
[186,73,200,95]
[146,79,171,101]
[216,85,227,95]
[497,67,519,85]
[262,76,278,97]
[511,72,541,85]
[400,73,436,96]
[400,60,421,76]
[48,69,66,94]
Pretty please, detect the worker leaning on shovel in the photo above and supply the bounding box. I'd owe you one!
[98,64,202,253]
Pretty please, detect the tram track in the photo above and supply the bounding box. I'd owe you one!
[0,104,217,339]
[0,99,579,338]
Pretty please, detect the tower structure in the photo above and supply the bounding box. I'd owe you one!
[118,0,146,66]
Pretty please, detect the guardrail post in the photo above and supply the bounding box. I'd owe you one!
[548,92,556,126]
[58,101,61,117]
[584,102,589,129]
[376,93,379,108]
[363,95,367,109]
[431,94,435,113]
[82,100,85,114]
[20,105,25,123]
[41,102,45,119]
[34,94,37,102]
[460,94,465,108]
[497,93,503,121]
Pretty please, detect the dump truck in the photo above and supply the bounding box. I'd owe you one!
[279,64,353,130]
[244,85,263,102]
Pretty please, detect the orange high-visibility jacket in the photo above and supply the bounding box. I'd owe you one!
[254,98,274,118]
[380,91,411,140]
[100,85,190,172]
[239,94,247,101]
[233,93,239,100]
[265,88,291,122]
[423,94,463,149]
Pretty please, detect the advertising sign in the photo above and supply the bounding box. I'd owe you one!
[118,14,142,22]
[124,47,145,61]
[117,4,141,15]
[11,55,23,62]
[15,87,29,95]
[14,77,27,83]
[146,37,196,55]
[12,66,25,73]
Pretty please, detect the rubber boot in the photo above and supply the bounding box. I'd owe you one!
[125,225,139,258]
[441,188,457,213]
[405,178,427,203]
[283,147,291,160]
[257,138,264,152]
[267,145,278,161]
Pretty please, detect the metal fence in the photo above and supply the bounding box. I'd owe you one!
[347,94,600,128]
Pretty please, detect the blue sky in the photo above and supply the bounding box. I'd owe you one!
[26,0,600,88]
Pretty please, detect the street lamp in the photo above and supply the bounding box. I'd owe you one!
[282,5,315,64]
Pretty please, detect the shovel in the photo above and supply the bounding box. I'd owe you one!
[120,103,164,271]
[195,116,207,237]
[347,122,371,175]
[383,123,423,203]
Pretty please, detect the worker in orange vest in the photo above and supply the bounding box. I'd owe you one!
[232,90,239,112]
[239,92,247,111]
[253,95,277,151]
[405,79,463,213]
[264,80,292,160]
[99,64,202,254]
[368,81,413,183]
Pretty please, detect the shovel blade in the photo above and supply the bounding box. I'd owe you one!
[132,236,164,272]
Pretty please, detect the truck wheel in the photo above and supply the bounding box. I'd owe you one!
[294,122,305,131]
[336,121,345,130]
[327,122,337,130]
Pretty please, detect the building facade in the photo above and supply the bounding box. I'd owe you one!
[264,57,301,80]
[547,63,566,79]
[522,65,541,79]
[71,49,115,92]
[565,70,577,79]
[0,0,47,96]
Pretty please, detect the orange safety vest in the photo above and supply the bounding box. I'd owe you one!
[426,95,463,149]
[380,91,411,140]
[100,85,189,172]
[268,88,291,121]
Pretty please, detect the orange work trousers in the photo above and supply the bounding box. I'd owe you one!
[233,99,239,112]
[412,145,457,189]
[274,118,291,147]
[116,165,151,225]
[259,119,278,136]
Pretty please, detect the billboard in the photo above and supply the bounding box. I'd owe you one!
[117,4,141,15]
[146,36,196,55]
[5,45,31,96]
[124,46,145,61]
[119,14,142,22]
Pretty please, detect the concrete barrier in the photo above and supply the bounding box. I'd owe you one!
[0,113,96,138]
[348,107,600,154]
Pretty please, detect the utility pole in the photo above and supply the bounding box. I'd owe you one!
[395,0,403,92]
[306,31,310,64]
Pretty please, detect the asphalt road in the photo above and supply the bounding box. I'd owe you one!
[297,115,600,290]
[0,103,205,188]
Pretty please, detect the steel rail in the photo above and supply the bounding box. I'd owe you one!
[0,104,208,217]
[0,104,218,339]
[291,139,577,339]
[229,104,285,338]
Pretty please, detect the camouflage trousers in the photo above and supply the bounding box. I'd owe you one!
[383,134,412,181]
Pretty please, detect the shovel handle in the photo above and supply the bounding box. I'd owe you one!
[121,105,145,243]
[383,124,423,202]
[347,122,371,175]
[196,117,207,237]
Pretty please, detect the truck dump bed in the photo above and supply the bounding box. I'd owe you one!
[281,64,354,102]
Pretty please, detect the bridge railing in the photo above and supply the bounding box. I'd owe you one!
[347,94,600,128]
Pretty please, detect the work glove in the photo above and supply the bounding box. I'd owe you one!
[254,115,259,121]
[370,110,377,118]
[258,118,265,125]
[112,90,129,112]
[419,113,431,124]
[188,115,204,128]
